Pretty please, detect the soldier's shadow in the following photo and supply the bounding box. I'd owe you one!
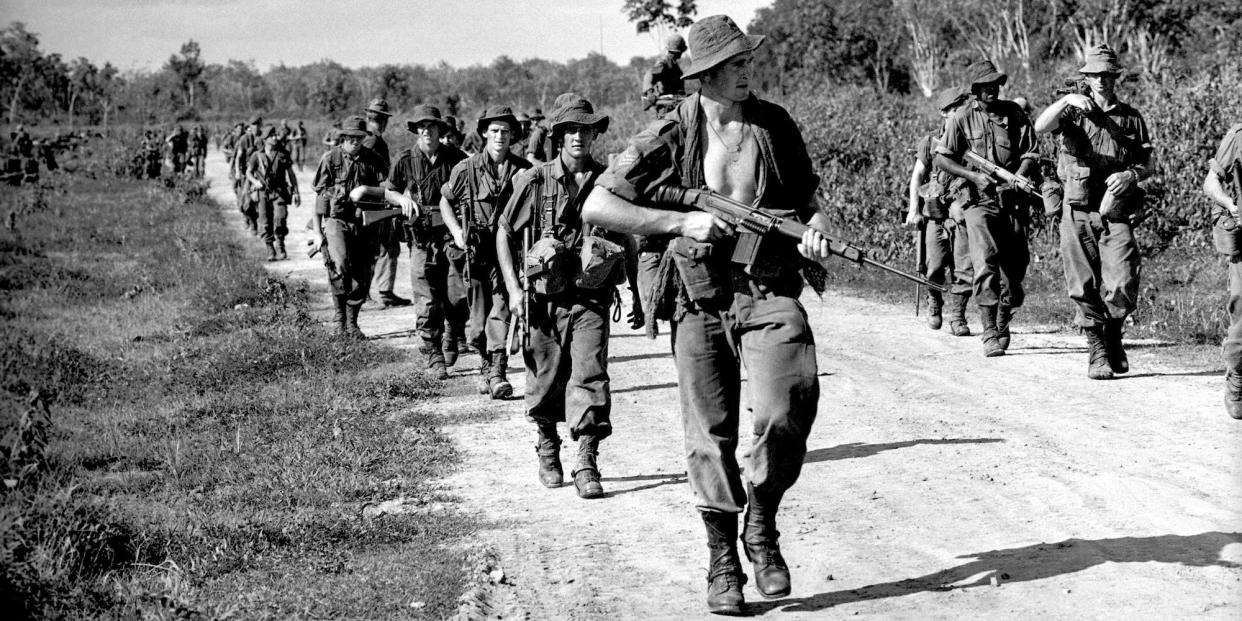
[747,531,1242,614]
[802,438,1004,464]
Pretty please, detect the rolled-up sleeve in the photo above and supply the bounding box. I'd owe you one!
[595,121,681,204]
[441,160,471,208]
[499,168,539,235]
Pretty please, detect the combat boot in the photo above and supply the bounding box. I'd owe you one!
[276,238,288,260]
[343,303,365,340]
[947,293,972,337]
[421,337,448,380]
[702,511,746,615]
[488,352,513,400]
[997,305,1014,351]
[535,423,563,487]
[1084,325,1113,380]
[443,336,460,367]
[926,292,943,331]
[980,305,1004,357]
[476,352,492,395]
[265,242,278,262]
[1104,318,1129,374]
[571,435,604,499]
[1225,371,1242,420]
[331,295,347,335]
[742,484,790,599]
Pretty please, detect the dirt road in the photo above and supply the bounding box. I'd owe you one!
[208,151,1241,619]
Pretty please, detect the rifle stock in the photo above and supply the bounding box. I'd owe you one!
[651,186,947,293]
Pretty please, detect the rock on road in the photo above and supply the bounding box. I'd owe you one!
[206,150,1241,620]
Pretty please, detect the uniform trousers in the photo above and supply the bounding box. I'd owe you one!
[964,197,1029,308]
[410,228,468,341]
[1059,209,1140,328]
[372,220,402,294]
[257,193,289,244]
[523,290,612,440]
[925,218,974,297]
[323,217,378,306]
[465,250,511,354]
[671,278,819,514]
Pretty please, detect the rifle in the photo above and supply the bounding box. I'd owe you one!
[506,227,532,356]
[651,186,947,293]
[914,219,926,316]
[962,150,1041,197]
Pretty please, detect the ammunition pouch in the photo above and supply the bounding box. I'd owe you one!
[918,180,948,219]
[526,235,571,295]
[671,237,725,303]
[576,235,627,290]
[1214,214,1242,259]
[1040,179,1064,217]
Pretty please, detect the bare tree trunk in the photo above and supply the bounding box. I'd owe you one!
[8,74,27,126]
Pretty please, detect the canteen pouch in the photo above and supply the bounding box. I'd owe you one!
[670,237,724,302]
[1040,179,1064,217]
[1214,214,1242,259]
[576,235,627,290]
[526,235,571,295]
[919,180,948,219]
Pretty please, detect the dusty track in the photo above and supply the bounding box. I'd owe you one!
[207,150,1241,619]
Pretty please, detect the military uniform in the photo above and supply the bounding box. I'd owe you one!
[914,132,973,323]
[291,122,307,170]
[525,110,550,163]
[189,127,208,177]
[247,137,299,259]
[1210,124,1242,415]
[233,120,264,234]
[166,127,189,174]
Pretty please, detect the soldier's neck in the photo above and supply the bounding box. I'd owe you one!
[485,147,507,164]
[699,90,744,125]
[560,152,589,174]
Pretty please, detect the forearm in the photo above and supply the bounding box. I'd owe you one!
[1034,98,1068,134]
[582,187,690,236]
[1130,152,1155,182]
[440,197,463,238]
[496,227,521,296]
[934,153,977,183]
[908,161,926,217]
[1204,171,1237,212]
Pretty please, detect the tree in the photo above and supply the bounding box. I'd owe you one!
[622,0,697,52]
[165,40,206,111]
[0,22,44,125]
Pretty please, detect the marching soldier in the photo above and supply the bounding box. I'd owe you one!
[247,134,301,261]
[440,115,464,149]
[584,16,833,614]
[233,116,265,235]
[524,108,550,164]
[935,60,1038,357]
[1035,44,1153,379]
[142,130,162,179]
[311,115,387,339]
[189,125,208,177]
[166,125,189,175]
[364,98,410,308]
[906,87,974,334]
[497,95,625,499]
[291,120,308,171]
[644,33,687,116]
[383,105,469,379]
[440,105,532,399]
[1203,123,1242,418]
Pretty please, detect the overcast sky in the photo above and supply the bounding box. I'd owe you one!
[3,0,770,71]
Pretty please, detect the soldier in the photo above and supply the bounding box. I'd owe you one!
[1034,44,1153,379]
[440,115,464,149]
[323,121,341,148]
[644,33,687,116]
[142,129,162,179]
[583,16,833,614]
[1204,122,1242,419]
[363,98,409,308]
[166,125,189,175]
[276,119,293,150]
[247,134,301,261]
[906,87,974,334]
[440,105,533,399]
[935,60,1037,358]
[524,108,550,164]
[233,116,265,235]
[311,115,387,339]
[497,95,624,499]
[510,112,532,160]
[383,105,469,379]
[189,125,208,177]
[291,120,308,170]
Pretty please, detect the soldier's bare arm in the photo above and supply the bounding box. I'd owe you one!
[582,186,733,242]
[1205,168,1237,214]
[907,158,927,228]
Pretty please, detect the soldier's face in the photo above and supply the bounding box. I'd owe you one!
[484,122,512,155]
[414,122,441,153]
[1083,73,1117,98]
[560,125,596,159]
[249,124,261,135]
[975,83,1000,104]
[339,135,362,155]
[702,52,753,103]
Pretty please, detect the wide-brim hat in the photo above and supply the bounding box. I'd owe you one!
[682,15,765,80]
[248,115,263,125]
[549,96,609,134]
[935,86,968,112]
[476,105,521,136]
[366,98,392,117]
[1079,44,1123,74]
[338,115,368,137]
[405,104,450,132]
[967,60,1008,87]
[528,108,545,121]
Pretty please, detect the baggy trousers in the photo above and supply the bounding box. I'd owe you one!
[1225,259,1242,373]
[1059,209,1141,328]
[372,219,402,294]
[323,217,378,306]
[410,229,468,341]
[964,199,1029,308]
[465,256,511,354]
[671,283,819,514]
[523,291,612,440]
[257,194,289,244]
[925,218,974,297]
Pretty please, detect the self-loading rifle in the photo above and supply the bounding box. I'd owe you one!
[651,186,946,293]
[506,227,532,356]
[962,150,1041,197]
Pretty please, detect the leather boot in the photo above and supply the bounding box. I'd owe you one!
[488,351,513,399]
[265,242,278,262]
[535,423,563,488]
[572,435,604,499]
[343,303,365,340]
[331,295,347,335]
[702,511,746,615]
[421,337,448,380]
[1084,325,1113,380]
[1225,371,1242,420]
[997,306,1014,351]
[443,335,460,367]
[948,293,972,337]
[276,238,288,260]
[926,292,943,331]
[980,305,1004,357]
[742,485,791,599]
[476,352,492,395]
[1104,318,1129,374]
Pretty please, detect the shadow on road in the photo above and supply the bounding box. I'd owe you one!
[803,438,1005,464]
[750,531,1242,614]
[613,381,678,394]
[601,472,687,497]
[1117,369,1222,379]
[609,351,674,364]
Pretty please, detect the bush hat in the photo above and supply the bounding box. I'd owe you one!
[405,104,450,132]
[366,98,391,117]
[550,96,609,135]
[248,115,263,125]
[682,15,764,80]
[967,60,1008,87]
[263,135,279,146]
[476,105,520,136]
[1079,44,1123,74]
[666,33,687,53]
[338,115,369,138]
[935,86,968,112]
[529,108,545,121]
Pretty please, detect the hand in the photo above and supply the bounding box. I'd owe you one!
[1064,93,1095,111]
[308,232,325,257]
[798,227,831,262]
[949,204,965,223]
[679,212,734,242]
[1105,170,1137,195]
[973,172,996,193]
[451,229,467,250]
[292,193,302,207]
[627,291,645,330]
[398,195,420,219]
[509,292,526,323]
[903,211,923,229]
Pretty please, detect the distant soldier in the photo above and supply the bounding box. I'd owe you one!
[906,86,973,334]
[291,120,308,170]
[524,108,550,164]
[311,115,388,338]
[439,105,532,398]
[247,134,301,261]
[1204,121,1242,419]
[497,95,625,498]
[383,105,469,379]
[276,119,293,149]
[166,125,189,174]
[323,121,341,148]
[510,112,532,160]
[440,115,464,149]
[935,60,1037,358]
[461,127,483,155]
[233,116,265,235]
[644,33,687,116]
[142,129,162,179]
[189,125,208,177]
[362,97,409,308]
[1035,44,1153,379]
